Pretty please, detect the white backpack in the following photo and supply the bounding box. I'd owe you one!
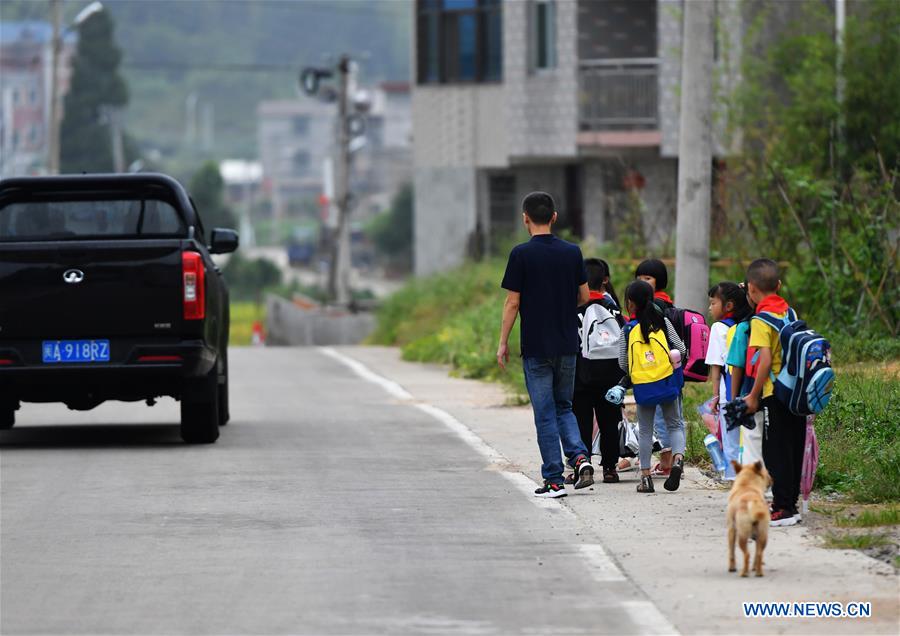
[579,301,621,360]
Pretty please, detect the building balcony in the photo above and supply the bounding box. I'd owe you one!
[577,58,661,148]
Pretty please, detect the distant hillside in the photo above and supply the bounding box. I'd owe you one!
[1,0,411,161]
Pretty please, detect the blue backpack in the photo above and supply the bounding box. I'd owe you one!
[753,309,835,415]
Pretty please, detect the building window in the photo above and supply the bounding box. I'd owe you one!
[293,116,310,136]
[292,150,310,175]
[578,0,656,60]
[532,0,556,70]
[417,0,502,84]
[29,87,38,104]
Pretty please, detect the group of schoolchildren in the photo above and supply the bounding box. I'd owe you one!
[499,192,831,529]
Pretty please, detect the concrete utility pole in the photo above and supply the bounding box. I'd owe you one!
[674,0,715,313]
[106,106,125,172]
[47,0,62,174]
[327,56,352,306]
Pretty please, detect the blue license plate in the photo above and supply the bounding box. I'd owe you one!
[42,340,110,364]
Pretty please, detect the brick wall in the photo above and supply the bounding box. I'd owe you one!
[504,0,579,159]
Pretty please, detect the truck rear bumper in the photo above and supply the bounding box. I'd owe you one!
[0,340,217,407]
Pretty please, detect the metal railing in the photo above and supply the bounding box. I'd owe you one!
[578,58,659,131]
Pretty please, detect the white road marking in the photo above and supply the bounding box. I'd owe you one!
[319,347,413,400]
[578,543,627,582]
[320,347,575,517]
[317,346,678,634]
[621,601,680,635]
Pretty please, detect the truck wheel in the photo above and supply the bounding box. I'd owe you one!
[180,370,219,444]
[0,403,14,430]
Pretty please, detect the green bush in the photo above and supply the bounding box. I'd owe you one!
[814,371,900,503]
[369,259,524,393]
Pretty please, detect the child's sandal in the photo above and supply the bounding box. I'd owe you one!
[637,475,655,493]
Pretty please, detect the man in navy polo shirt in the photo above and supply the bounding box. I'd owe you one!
[497,191,594,498]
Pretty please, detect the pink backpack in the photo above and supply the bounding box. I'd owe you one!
[665,307,710,382]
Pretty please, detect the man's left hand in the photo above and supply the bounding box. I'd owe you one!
[497,342,509,370]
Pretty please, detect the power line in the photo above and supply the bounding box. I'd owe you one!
[122,61,297,73]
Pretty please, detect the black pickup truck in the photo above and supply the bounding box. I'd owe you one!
[0,173,238,443]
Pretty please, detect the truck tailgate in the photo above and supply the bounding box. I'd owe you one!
[0,240,185,340]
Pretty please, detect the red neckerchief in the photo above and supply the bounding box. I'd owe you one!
[720,311,735,320]
[654,291,673,305]
[755,294,789,315]
[589,291,606,300]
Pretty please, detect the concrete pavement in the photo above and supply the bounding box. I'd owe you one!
[3,348,668,635]
[336,346,900,636]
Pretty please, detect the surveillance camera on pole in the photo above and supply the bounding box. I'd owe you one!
[299,67,333,97]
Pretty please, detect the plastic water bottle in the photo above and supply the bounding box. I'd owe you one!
[669,349,682,369]
[704,433,727,476]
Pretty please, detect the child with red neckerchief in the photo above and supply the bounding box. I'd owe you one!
[743,259,806,527]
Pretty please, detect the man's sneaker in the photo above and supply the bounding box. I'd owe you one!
[663,456,684,492]
[534,481,567,498]
[574,456,594,490]
[770,507,799,527]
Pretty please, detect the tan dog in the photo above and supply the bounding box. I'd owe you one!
[727,459,771,577]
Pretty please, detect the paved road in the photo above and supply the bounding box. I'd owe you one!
[1,348,664,635]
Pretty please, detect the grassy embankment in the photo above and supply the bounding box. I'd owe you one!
[229,301,266,346]
[369,258,900,505]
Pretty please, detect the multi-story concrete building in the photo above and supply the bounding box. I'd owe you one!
[411,0,743,276]
[0,21,76,176]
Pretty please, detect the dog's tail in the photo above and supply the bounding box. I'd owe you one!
[748,498,768,522]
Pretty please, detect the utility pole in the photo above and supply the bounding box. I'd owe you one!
[327,56,352,305]
[104,106,125,172]
[48,0,62,174]
[300,56,357,305]
[674,0,715,313]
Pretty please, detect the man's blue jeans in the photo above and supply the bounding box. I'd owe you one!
[523,355,589,485]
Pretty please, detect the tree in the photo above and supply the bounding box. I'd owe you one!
[727,0,899,334]
[60,9,128,174]
[366,184,413,271]
[189,161,237,230]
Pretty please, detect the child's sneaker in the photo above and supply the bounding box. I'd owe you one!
[603,468,620,483]
[573,456,594,490]
[770,507,799,527]
[564,473,576,485]
[534,481,567,498]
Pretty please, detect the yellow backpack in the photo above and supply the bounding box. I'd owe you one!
[626,320,681,405]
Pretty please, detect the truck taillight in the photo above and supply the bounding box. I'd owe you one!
[182,251,205,320]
